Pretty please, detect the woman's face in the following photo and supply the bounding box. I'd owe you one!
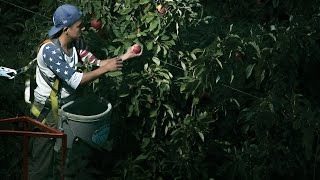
[66,19,85,39]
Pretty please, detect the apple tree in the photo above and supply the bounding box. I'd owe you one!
[62,0,211,178]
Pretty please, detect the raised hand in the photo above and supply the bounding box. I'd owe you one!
[121,44,143,61]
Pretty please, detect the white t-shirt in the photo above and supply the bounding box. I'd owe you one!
[34,42,83,104]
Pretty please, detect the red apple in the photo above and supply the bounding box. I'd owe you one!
[158,8,167,15]
[90,18,102,30]
[132,44,141,54]
[156,4,167,15]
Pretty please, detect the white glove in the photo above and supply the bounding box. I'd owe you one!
[0,66,17,79]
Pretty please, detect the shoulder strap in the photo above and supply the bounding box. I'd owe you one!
[31,78,60,124]
[37,39,54,51]
[31,38,62,124]
[38,69,59,94]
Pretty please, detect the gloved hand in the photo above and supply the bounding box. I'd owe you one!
[0,66,17,79]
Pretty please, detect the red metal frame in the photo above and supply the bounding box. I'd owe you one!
[0,116,67,180]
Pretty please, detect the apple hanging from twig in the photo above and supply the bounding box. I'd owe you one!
[131,44,142,54]
[156,4,168,15]
[90,18,102,30]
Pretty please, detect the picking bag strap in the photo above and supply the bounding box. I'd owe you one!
[30,39,62,124]
[39,69,59,94]
[31,39,61,124]
[31,100,50,124]
[33,68,60,124]
[31,78,60,124]
[50,78,60,124]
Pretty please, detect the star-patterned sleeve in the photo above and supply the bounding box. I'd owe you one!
[42,43,77,81]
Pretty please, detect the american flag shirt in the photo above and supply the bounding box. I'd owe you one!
[34,39,98,104]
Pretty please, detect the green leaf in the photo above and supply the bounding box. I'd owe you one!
[216,75,220,83]
[246,64,255,79]
[156,44,161,54]
[216,58,223,69]
[144,63,149,71]
[176,22,179,35]
[214,49,223,57]
[127,33,137,39]
[106,71,123,77]
[152,57,161,66]
[161,35,170,40]
[149,19,159,31]
[230,70,234,84]
[166,109,173,119]
[192,97,199,106]
[198,111,208,121]
[112,28,122,38]
[128,105,133,117]
[119,7,133,15]
[165,125,169,135]
[145,13,155,23]
[191,53,197,60]
[260,69,265,83]
[140,0,151,4]
[152,127,156,138]
[184,115,193,125]
[198,131,204,142]
[170,127,181,136]
[231,98,240,108]
[162,73,170,80]
[134,102,140,116]
[248,41,261,58]
[146,40,154,50]
[114,46,121,56]
[191,48,204,54]
[229,24,233,32]
[163,104,174,118]
[163,47,168,56]
[180,83,186,92]
[119,93,129,98]
[150,109,158,118]
[141,138,150,149]
[268,33,277,41]
[181,61,186,71]
[135,153,148,161]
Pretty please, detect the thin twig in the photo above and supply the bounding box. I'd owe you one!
[0,0,50,20]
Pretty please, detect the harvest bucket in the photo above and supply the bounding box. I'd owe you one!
[56,96,112,150]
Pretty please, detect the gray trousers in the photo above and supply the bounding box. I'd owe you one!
[28,102,96,180]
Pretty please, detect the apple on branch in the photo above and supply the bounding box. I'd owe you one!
[156,4,168,15]
[131,44,142,54]
[90,18,102,30]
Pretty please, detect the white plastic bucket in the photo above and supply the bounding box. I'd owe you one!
[57,96,112,150]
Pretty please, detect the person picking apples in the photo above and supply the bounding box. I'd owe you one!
[28,3,142,180]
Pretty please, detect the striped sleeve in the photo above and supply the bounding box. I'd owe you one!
[74,39,99,65]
